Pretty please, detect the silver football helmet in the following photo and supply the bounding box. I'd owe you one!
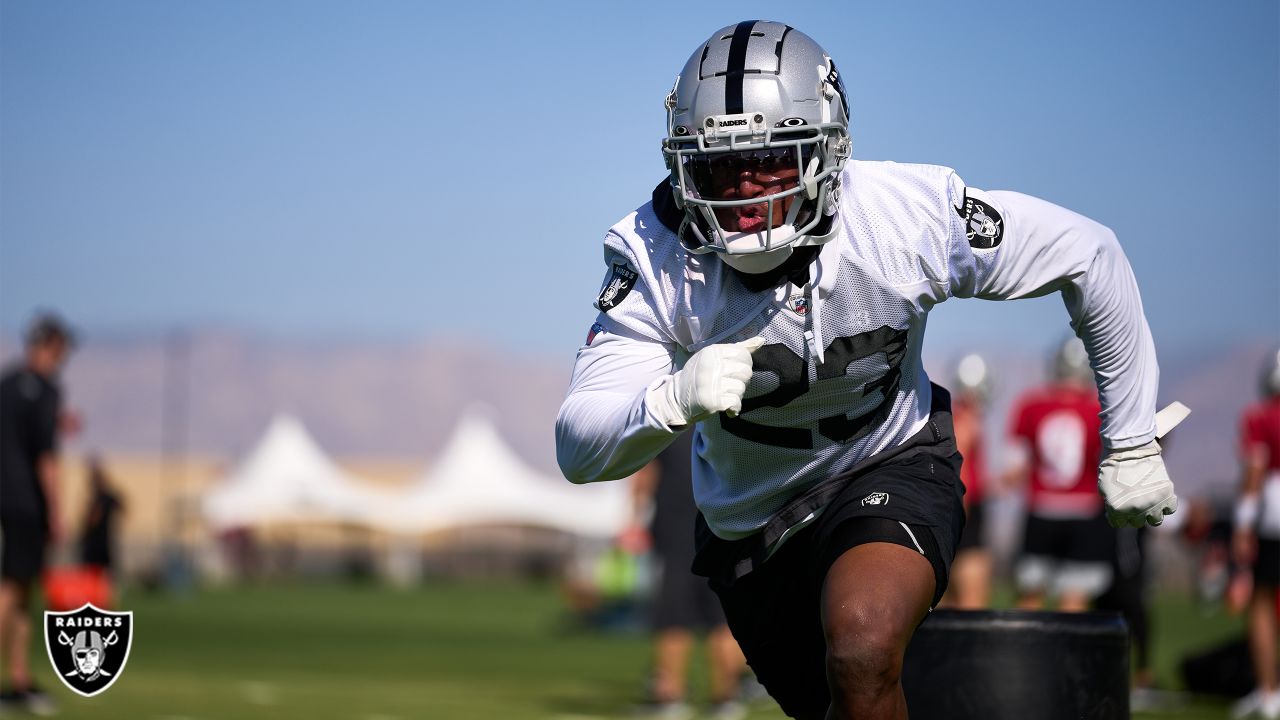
[954,353,993,403]
[662,21,851,273]
[1262,347,1280,397]
[1052,336,1093,385]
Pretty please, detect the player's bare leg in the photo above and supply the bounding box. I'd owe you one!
[1016,591,1045,610]
[1248,585,1278,693]
[946,549,992,609]
[821,542,935,720]
[1056,591,1090,613]
[708,624,746,703]
[8,614,32,688]
[0,581,14,685]
[653,628,693,703]
[0,580,33,688]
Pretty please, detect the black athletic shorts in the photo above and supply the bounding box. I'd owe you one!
[705,455,961,720]
[957,500,986,551]
[690,387,965,719]
[691,384,965,587]
[1256,538,1280,587]
[1021,513,1115,563]
[0,513,47,582]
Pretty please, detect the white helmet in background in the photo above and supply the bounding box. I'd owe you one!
[1052,336,1093,385]
[662,21,852,274]
[954,353,992,403]
[1262,347,1280,397]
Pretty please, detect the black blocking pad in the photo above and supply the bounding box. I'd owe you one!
[902,609,1130,720]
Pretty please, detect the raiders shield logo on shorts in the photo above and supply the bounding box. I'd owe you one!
[861,492,889,506]
[44,603,133,697]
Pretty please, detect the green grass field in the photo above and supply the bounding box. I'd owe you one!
[18,582,1246,719]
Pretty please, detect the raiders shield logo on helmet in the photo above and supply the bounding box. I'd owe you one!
[45,603,133,697]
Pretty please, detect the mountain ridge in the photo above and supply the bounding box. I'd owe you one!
[1,330,1269,498]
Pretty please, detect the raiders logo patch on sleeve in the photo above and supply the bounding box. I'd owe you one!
[595,263,638,312]
[955,191,1004,249]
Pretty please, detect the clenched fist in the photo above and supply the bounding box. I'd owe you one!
[1097,402,1189,528]
[646,337,765,427]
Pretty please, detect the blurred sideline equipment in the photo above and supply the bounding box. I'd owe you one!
[42,566,113,612]
[902,609,1128,720]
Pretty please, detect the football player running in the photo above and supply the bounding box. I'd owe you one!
[1007,338,1113,613]
[556,21,1179,720]
[1230,350,1280,720]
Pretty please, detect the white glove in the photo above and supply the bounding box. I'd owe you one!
[1097,402,1188,528]
[646,337,764,427]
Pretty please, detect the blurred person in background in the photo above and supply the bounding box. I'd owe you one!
[1006,337,1113,612]
[626,432,747,720]
[1096,525,1157,704]
[1229,349,1280,720]
[0,313,75,715]
[940,353,993,609]
[79,456,125,577]
[1095,426,1189,710]
[557,21,1179,720]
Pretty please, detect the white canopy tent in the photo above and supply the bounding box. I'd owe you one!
[202,414,385,530]
[381,407,630,538]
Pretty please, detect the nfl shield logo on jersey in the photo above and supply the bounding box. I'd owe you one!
[786,294,810,315]
[45,603,133,697]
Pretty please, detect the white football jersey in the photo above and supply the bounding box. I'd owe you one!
[557,160,1160,540]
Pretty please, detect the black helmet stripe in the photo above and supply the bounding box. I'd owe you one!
[724,20,758,114]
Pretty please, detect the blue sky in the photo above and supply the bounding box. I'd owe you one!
[2,0,1277,360]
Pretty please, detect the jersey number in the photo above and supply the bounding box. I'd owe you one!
[719,325,910,450]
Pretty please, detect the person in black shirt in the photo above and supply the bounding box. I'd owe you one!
[631,432,747,719]
[0,313,74,715]
[79,456,124,574]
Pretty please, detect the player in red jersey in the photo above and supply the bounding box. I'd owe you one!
[1007,338,1112,612]
[1230,350,1280,720]
[941,353,993,609]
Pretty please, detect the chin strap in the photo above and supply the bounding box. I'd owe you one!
[730,246,820,292]
[720,246,794,274]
